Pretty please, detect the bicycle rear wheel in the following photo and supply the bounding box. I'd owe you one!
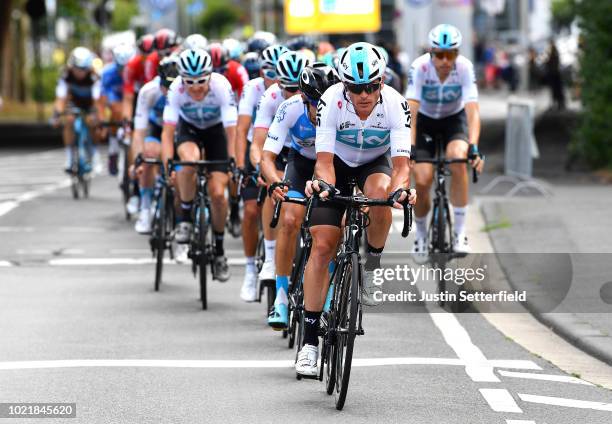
[333,253,360,410]
[288,240,308,349]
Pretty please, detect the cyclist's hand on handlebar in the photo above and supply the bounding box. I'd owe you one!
[268,181,289,202]
[307,179,335,199]
[389,188,417,209]
[468,144,484,174]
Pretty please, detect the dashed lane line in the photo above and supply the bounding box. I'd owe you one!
[47,257,247,266]
[498,370,594,386]
[479,389,523,413]
[506,421,536,424]
[517,393,612,412]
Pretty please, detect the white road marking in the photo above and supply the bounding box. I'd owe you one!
[518,393,612,412]
[480,389,523,413]
[489,360,541,370]
[506,421,536,424]
[48,257,247,266]
[0,180,71,218]
[0,357,544,371]
[498,370,594,386]
[429,312,500,382]
[0,260,12,267]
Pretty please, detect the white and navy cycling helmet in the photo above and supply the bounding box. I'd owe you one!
[68,47,95,70]
[261,45,288,69]
[177,48,212,78]
[338,42,385,84]
[182,34,208,51]
[276,51,312,87]
[112,44,135,67]
[428,24,462,50]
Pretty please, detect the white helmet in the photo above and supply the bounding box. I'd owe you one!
[182,34,208,51]
[276,51,312,86]
[223,38,243,60]
[261,45,289,68]
[177,48,212,78]
[428,24,462,49]
[112,44,135,67]
[68,46,95,70]
[338,42,385,84]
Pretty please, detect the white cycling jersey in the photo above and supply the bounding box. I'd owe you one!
[163,73,237,129]
[253,83,290,147]
[316,83,411,167]
[237,77,266,142]
[134,76,165,130]
[405,53,478,119]
[264,95,316,160]
[55,78,101,101]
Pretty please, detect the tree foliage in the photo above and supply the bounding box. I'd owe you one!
[551,0,577,31]
[575,1,612,168]
[111,0,138,32]
[199,0,242,39]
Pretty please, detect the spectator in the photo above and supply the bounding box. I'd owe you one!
[544,39,566,110]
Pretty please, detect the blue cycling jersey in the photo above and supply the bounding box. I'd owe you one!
[101,63,124,103]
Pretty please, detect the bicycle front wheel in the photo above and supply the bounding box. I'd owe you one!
[333,252,360,410]
[198,201,209,310]
[153,186,167,291]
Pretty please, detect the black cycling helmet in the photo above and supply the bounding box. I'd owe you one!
[158,56,179,88]
[242,52,262,80]
[298,62,340,102]
[286,35,316,51]
[246,37,270,54]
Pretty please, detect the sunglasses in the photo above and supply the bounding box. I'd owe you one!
[432,50,458,61]
[183,75,210,85]
[262,68,277,79]
[280,84,299,93]
[344,81,381,95]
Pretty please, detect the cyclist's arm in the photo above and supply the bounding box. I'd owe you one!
[132,86,150,156]
[407,100,419,148]
[54,78,68,114]
[250,127,267,168]
[261,103,291,184]
[261,150,279,185]
[235,115,251,168]
[161,124,175,167]
[464,101,481,147]
[390,156,410,192]
[122,65,136,121]
[225,125,237,158]
[314,152,336,186]
[161,83,179,166]
[389,97,412,191]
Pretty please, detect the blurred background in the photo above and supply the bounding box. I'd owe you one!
[0,0,609,174]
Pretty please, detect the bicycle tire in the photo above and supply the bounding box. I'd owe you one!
[288,239,308,349]
[198,199,208,310]
[266,282,276,317]
[256,233,265,273]
[333,253,360,410]
[121,146,131,220]
[154,186,166,292]
[81,176,89,199]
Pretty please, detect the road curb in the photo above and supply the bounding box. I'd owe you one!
[480,202,612,368]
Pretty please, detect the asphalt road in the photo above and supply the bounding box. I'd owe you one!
[1,148,611,423]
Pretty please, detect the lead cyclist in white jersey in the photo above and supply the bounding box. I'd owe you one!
[296,42,417,377]
[406,24,484,261]
[161,48,238,282]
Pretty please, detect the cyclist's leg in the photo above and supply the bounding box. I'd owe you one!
[240,146,261,301]
[444,110,470,251]
[62,113,76,170]
[174,119,201,241]
[108,100,122,174]
[135,126,162,233]
[412,113,436,255]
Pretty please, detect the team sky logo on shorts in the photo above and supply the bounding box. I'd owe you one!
[336,129,390,149]
[421,85,462,104]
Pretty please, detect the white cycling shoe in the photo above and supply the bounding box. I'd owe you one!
[411,237,429,264]
[175,222,193,244]
[240,268,258,302]
[258,260,275,282]
[453,233,472,255]
[174,243,189,264]
[134,209,152,234]
[126,195,140,216]
[361,269,382,307]
[295,344,319,377]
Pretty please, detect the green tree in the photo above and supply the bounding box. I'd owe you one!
[551,0,576,31]
[574,1,612,168]
[198,0,242,39]
[111,0,138,32]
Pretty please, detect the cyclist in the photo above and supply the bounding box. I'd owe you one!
[250,50,311,305]
[122,34,154,123]
[53,47,102,173]
[295,42,416,376]
[209,42,249,100]
[236,44,287,302]
[223,38,243,61]
[132,56,179,234]
[161,49,238,281]
[262,63,339,329]
[145,28,179,83]
[406,24,483,261]
[99,43,135,175]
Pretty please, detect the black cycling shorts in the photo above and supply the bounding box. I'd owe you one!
[145,122,162,143]
[242,141,289,201]
[175,119,229,173]
[415,109,469,159]
[283,149,315,197]
[309,153,392,228]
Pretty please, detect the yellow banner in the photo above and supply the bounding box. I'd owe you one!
[284,0,381,34]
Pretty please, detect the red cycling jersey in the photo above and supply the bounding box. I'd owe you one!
[144,51,160,83]
[224,60,249,99]
[123,54,146,95]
